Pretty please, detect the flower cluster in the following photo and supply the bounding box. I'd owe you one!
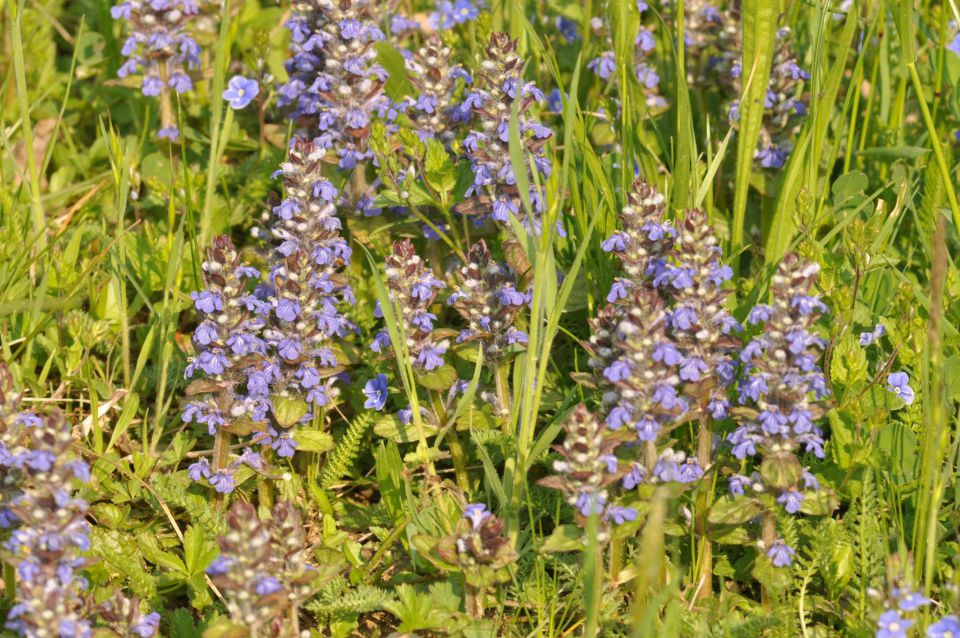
[371,239,448,372]
[1,410,93,637]
[0,364,37,529]
[654,208,740,421]
[726,27,809,168]
[279,0,389,171]
[207,501,318,637]
[588,289,699,483]
[602,178,676,304]
[872,586,960,638]
[181,236,271,490]
[429,0,481,31]
[449,240,529,363]
[730,255,829,511]
[259,138,355,456]
[587,3,666,109]
[111,0,202,139]
[539,404,636,541]
[94,591,161,637]
[458,33,556,234]
[674,0,737,84]
[402,35,472,143]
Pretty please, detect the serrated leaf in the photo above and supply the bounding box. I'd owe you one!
[424,139,457,195]
[183,525,218,577]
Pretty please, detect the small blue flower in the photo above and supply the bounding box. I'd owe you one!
[859,323,885,346]
[222,75,259,110]
[928,615,960,638]
[363,374,388,411]
[895,590,930,612]
[463,503,489,529]
[767,540,795,567]
[876,610,912,638]
[886,372,915,406]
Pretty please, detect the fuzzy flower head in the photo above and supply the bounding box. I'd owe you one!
[450,240,529,362]
[602,179,675,303]
[589,289,689,447]
[111,0,201,97]
[402,35,471,143]
[278,0,389,172]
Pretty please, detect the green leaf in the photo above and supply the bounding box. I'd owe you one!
[539,524,583,553]
[708,496,763,526]
[799,489,840,516]
[183,525,218,577]
[271,394,309,428]
[374,414,438,443]
[424,139,457,196]
[416,364,458,391]
[295,428,335,453]
[375,42,414,100]
[137,531,188,576]
[760,451,803,491]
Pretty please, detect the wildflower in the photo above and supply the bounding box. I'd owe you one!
[222,75,259,109]
[2,411,92,637]
[859,324,886,346]
[181,236,268,451]
[279,0,388,173]
[538,405,635,543]
[450,240,529,362]
[208,501,320,637]
[373,240,449,372]
[402,36,471,143]
[363,374,388,410]
[928,616,960,638]
[730,256,829,466]
[463,503,490,529]
[766,539,795,567]
[886,372,915,406]
[261,139,355,453]
[457,33,556,234]
[430,0,480,30]
[876,610,912,638]
[895,590,930,611]
[111,0,201,97]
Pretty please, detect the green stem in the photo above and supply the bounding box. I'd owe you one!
[906,62,960,237]
[7,0,46,250]
[201,108,234,248]
[3,561,15,603]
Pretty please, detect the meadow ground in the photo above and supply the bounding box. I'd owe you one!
[1,0,959,636]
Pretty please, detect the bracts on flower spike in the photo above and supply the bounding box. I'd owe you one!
[538,404,637,543]
[110,0,202,139]
[207,501,324,637]
[729,254,831,569]
[181,235,269,492]
[279,0,389,176]
[0,410,93,637]
[260,138,355,458]
[457,33,557,235]
[371,239,449,372]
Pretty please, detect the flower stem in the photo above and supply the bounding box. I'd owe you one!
[695,413,713,600]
